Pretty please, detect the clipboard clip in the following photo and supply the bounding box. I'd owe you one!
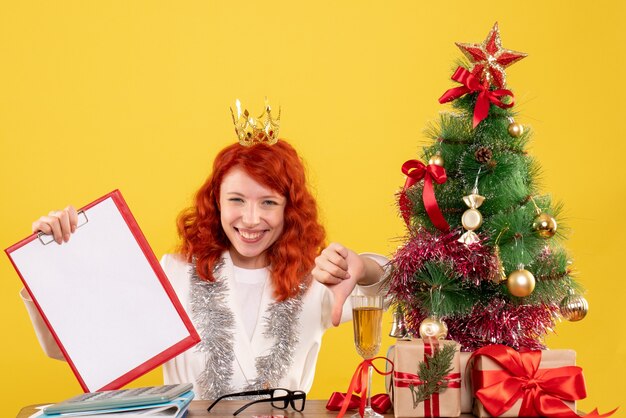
[38,210,89,245]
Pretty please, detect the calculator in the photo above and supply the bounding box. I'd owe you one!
[43,383,194,414]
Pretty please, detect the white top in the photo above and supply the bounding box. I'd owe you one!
[232,265,268,340]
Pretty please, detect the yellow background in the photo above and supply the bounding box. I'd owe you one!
[1,1,625,416]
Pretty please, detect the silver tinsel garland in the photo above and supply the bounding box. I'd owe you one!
[243,283,305,391]
[191,260,236,400]
[191,260,305,399]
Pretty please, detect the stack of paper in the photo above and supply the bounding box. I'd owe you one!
[31,390,194,418]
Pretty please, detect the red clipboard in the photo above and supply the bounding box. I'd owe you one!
[5,190,200,392]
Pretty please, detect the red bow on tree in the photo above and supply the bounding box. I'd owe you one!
[470,345,617,418]
[399,159,450,232]
[438,67,514,128]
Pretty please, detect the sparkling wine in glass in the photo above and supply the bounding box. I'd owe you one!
[351,295,384,418]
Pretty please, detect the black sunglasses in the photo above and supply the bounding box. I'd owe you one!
[207,388,306,415]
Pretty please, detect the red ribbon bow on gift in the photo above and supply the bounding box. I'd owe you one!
[470,344,617,418]
[438,66,515,128]
[326,393,391,415]
[393,371,461,389]
[393,370,461,418]
[331,357,393,418]
[399,159,450,232]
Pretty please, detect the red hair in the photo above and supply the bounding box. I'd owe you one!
[177,140,326,300]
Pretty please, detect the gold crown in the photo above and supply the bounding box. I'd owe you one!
[230,98,281,146]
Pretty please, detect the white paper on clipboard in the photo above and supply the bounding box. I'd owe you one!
[6,190,200,392]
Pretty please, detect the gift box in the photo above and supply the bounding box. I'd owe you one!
[470,345,584,417]
[390,339,461,417]
[385,345,396,396]
[459,351,472,414]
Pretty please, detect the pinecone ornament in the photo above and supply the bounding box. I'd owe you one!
[474,146,493,164]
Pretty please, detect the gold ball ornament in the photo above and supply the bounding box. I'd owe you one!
[532,213,557,238]
[506,269,536,297]
[508,122,524,138]
[419,316,448,341]
[560,293,589,321]
[428,153,445,167]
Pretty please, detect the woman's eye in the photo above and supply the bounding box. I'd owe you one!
[228,198,244,203]
[262,200,278,206]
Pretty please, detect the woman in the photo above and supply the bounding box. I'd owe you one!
[25,137,387,399]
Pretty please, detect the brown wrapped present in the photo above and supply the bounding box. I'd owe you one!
[385,345,396,396]
[459,351,472,414]
[390,339,461,417]
[470,345,584,417]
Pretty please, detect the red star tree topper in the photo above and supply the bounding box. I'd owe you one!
[455,22,527,88]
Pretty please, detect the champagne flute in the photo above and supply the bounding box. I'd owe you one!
[351,295,384,418]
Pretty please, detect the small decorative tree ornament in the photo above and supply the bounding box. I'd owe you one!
[455,22,528,89]
[507,117,524,138]
[493,245,508,283]
[492,228,509,283]
[474,146,493,164]
[507,265,536,297]
[532,213,557,238]
[389,306,408,338]
[560,290,589,321]
[459,171,484,245]
[419,316,449,341]
[428,151,445,167]
[530,197,557,238]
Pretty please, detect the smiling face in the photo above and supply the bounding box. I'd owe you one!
[219,167,286,269]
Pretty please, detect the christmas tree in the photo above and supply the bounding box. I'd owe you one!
[389,23,588,351]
